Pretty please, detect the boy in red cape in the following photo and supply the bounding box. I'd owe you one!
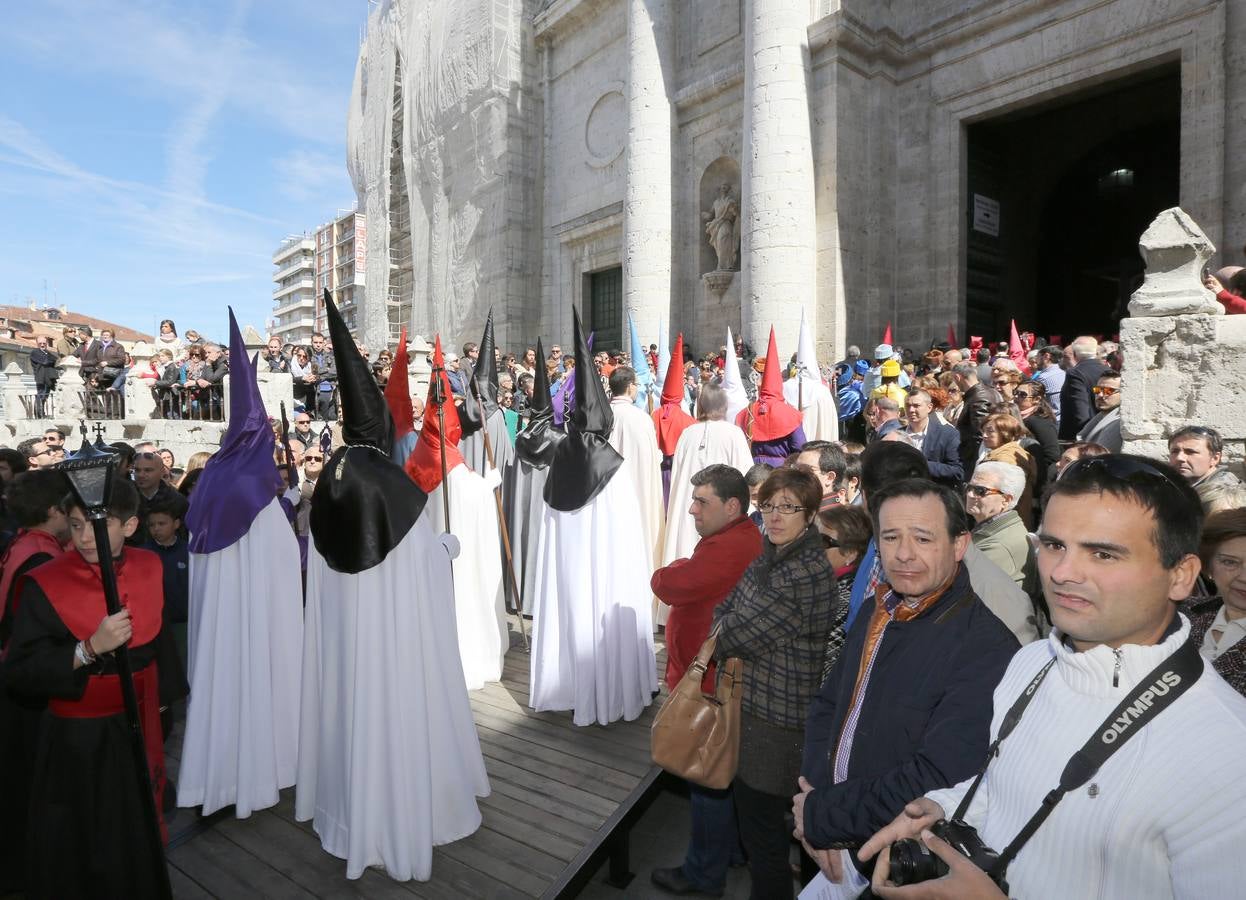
[735,327,806,465]
[4,478,173,898]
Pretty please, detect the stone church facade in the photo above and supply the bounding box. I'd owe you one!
[346,0,1245,361]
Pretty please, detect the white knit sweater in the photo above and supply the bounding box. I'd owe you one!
[926,617,1246,899]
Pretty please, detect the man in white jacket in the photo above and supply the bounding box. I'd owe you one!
[852,453,1246,900]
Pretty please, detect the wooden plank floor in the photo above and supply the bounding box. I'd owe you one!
[164,632,667,899]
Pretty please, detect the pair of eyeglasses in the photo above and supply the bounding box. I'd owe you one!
[296,419,311,425]
[965,483,1010,499]
[303,455,324,462]
[757,502,806,516]
[1092,386,1120,396]
[1014,389,1034,400]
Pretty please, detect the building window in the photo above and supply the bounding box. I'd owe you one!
[588,267,623,352]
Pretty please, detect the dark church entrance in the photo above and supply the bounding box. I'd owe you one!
[965,65,1180,345]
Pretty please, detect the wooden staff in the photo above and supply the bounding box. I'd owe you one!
[471,383,529,652]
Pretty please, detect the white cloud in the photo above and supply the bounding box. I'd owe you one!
[275,148,353,203]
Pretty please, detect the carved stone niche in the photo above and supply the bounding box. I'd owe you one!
[699,156,742,280]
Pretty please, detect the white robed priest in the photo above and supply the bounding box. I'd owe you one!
[405,336,508,691]
[606,363,665,573]
[458,309,514,478]
[662,381,754,564]
[782,308,839,441]
[296,291,488,881]
[530,307,658,726]
[178,309,303,818]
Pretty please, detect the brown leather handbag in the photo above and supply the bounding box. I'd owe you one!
[650,630,742,790]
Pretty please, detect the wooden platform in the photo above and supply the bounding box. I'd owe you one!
[164,638,667,899]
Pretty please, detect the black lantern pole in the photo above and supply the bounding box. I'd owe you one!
[57,430,173,899]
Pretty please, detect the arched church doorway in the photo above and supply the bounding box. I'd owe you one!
[964,65,1180,344]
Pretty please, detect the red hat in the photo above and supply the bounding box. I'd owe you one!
[653,333,694,456]
[735,327,802,441]
[383,327,414,438]
[405,335,465,492]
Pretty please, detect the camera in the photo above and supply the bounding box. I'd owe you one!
[886,818,1008,892]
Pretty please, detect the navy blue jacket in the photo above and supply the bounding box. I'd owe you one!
[1058,358,1109,440]
[915,418,963,486]
[143,535,189,625]
[800,563,1018,850]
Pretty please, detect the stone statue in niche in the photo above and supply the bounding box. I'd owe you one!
[702,183,741,273]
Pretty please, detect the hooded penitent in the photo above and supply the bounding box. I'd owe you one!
[186,308,282,553]
[383,327,418,465]
[543,308,622,512]
[310,289,427,573]
[652,333,695,456]
[721,326,749,424]
[735,327,803,441]
[405,336,466,493]
[459,309,499,437]
[627,312,655,410]
[514,337,563,469]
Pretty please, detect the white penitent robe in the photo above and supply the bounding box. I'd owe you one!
[179,499,303,818]
[662,420,755,566]
[503,457,549,615]
[783,377,839,442]
[423,464,509,690]
[295,519,489,881]
[459,408,513,478]
[607,397,665,571]
[530,466,658,727]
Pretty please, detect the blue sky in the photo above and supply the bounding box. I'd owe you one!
[0,0,368,341]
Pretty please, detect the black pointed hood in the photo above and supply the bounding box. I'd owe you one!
[515,336,562,469]
[543,308,622,511]
[310,289,427,573]
[459,308,500,436]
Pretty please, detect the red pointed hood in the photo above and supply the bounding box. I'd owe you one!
[405,335,465,492]
[1008,320,1029,373]
[947,323,958,348]
[882,322,893,345]
[660,334,686,406]
[735,327,802,442]
[384,328,415,437]
[653,332,694,455]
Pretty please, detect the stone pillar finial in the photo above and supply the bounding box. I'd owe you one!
[126,342,156,420]
[54,355,85,420]
[1128,207,1222,317]
[3,362,28,421]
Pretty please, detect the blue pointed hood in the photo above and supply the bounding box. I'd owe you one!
[185,309,282,553]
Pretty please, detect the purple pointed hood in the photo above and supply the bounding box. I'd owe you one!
[186,309,282,553]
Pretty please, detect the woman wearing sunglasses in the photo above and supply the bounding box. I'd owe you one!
[1013,378,1060,494]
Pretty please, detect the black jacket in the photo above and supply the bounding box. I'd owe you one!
[916,418,963,487]
[799,563,1018,851]
[29,349,59,389]
[957,383,1001,476]
[1059,358,1109,440]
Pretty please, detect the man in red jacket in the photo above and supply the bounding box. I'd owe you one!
[650,463,761,897]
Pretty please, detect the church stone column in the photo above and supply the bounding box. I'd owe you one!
[741,0,816,357]
[623,0,674,346]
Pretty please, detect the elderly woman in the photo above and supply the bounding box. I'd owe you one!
[1183,508,1246,696]
[815,504,873,683]
[981,413,1037,527]
[713,467,835,899]
[965,461,1038,596]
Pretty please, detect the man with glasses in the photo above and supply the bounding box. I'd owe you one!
[859,455,1246,899]
[794,478,1018,895]
[16,438,57,470]
[295,447,325,537]
[42,428,64,454]
[292,413,313,445]
[1169,425,1241,499]
[1076,370,1123,452]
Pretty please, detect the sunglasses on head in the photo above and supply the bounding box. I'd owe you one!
[1062,455,1187,497]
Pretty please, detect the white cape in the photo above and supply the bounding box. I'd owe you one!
[662,421,754,565]
[606,398,665,571]
[424,465,508,690]
[295,519,489,881]
[530,467,658,726]
[459,408,513,478]
[179,499,303,818]
[783,377,840,442]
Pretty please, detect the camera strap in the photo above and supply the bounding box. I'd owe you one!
[956,639,1203,879]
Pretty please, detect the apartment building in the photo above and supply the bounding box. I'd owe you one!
[270,235,317,346]
[314,209,367,340]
